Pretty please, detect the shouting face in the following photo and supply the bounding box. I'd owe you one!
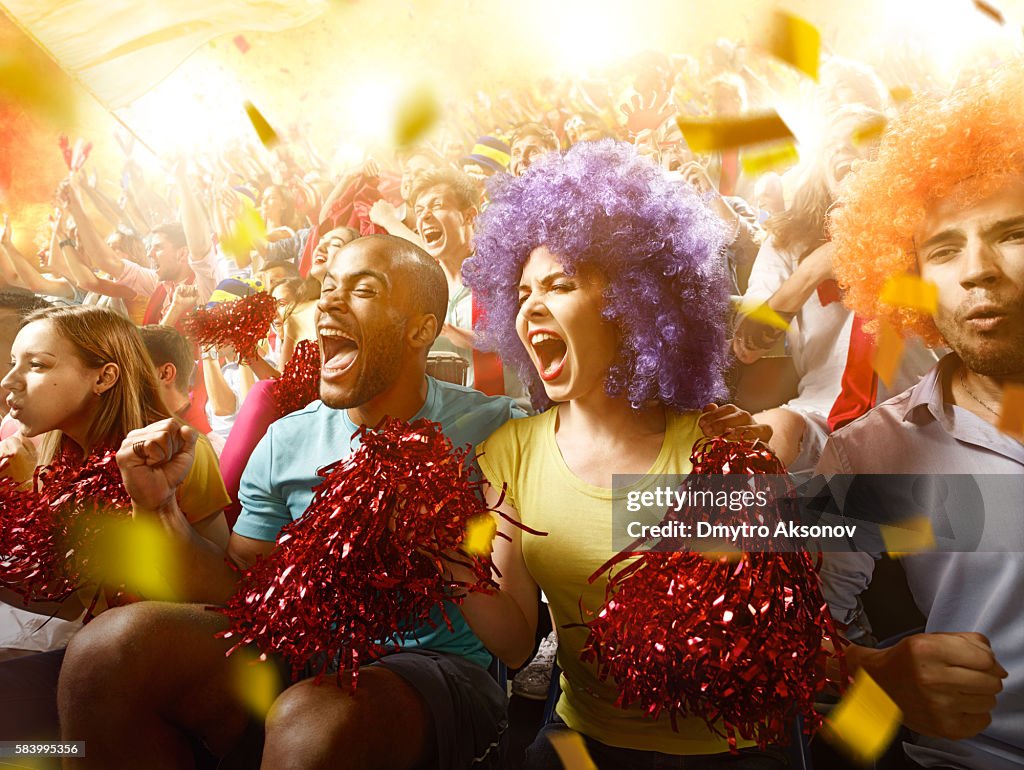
[516,246,617,404]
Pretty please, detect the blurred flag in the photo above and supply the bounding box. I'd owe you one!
[0,0,326,109]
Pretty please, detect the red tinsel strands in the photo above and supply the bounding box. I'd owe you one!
[582,436,846,751]
[182,291,277,361]
[269,339,321,415]
[0,449,131,603]
[216,417,503,686]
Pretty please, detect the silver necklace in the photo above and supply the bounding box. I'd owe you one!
[959,368,1000,419]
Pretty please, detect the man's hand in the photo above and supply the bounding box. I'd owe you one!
[170,283,199,310]
[858,631,1007,741]
[0,431,38,484]
[698,403,773,443]
[116,419,198,513]
[369,200,400,229]
[680,161,717,196]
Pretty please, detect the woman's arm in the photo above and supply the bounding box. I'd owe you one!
[450,486,539,668]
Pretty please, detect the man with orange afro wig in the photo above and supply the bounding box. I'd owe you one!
[818,61,1023,770]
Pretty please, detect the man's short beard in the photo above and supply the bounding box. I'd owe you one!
[319,316,408,410]
[937,316,1024,378]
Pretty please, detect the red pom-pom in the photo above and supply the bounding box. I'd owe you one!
[269,339,321,415]
[182,292,277,361]
[216,417,501,686]
[582,436,845,751]
[0,449,131,603]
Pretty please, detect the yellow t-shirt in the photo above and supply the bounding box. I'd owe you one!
[477,406,752,755]
[178,434,231,523]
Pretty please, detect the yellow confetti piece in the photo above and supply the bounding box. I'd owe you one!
[547,730,598,770]
[81,516,182,600]
[767,11,821,80]
[734,297,792,331]
[394,84,442,146]
[677,112,794,154]
[464,514,497,556]
[872,321,905,389]
[889,86,913,104]
[740,141,799,176]
[880,274,938,315]
[974,0,1005,24]
[881,516,936,556]
[821,668,902,763]
[228,647,282,719]
[220,204,268,265]
[852,116,888,147]
[997,383,1024,439]
[243,100,280,149]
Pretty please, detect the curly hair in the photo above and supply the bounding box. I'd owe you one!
[464,139,730,412]
[829,60,1024,345]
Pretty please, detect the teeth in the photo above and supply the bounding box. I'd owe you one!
[531,332,561,345]
[320,328,354,341]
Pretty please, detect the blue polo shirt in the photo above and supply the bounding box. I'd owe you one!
[234,376,525,668]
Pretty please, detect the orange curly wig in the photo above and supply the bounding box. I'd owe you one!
[828,59,1024,345]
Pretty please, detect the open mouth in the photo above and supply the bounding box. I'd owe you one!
[530,330,568,382]
[319,327,360,378]
[420,224,444,249]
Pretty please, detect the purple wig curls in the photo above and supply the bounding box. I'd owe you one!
[464,140,730,412]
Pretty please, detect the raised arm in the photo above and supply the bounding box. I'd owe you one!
[116,419,274,604]
[60,180,126,276]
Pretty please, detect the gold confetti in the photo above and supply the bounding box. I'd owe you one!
[227,647,282,719]
[220,204,268,265]
[880,274,938,315]
[464,514,497,556]
[872,321,905,389]
[740,141,799,176]
[974,0,1005,24]
[394,84,441,146]
[243,100,280,149]
[821,668,902,763]
[677,112,794,154]
[547,730,598,770]
[767,11,821,80]
[82,516,182,600]
[889,86,913,104]
[997,383,1024,439]
[881,516,936,556]
[852,116,888,147]
[734,297,792,332]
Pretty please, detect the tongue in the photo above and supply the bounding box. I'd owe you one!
[542,344,567,377]
[328,348,357,370]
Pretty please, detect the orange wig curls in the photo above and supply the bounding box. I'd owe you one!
[829,59,1024,345]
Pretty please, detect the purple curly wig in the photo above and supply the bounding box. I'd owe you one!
[464,140,730,412]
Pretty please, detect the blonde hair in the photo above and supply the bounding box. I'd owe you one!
[23,306,172,465]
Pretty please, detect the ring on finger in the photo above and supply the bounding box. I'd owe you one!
[132,441,146,459]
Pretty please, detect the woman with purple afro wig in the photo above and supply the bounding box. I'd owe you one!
[461,141,776,767]
[465,139,730,412]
